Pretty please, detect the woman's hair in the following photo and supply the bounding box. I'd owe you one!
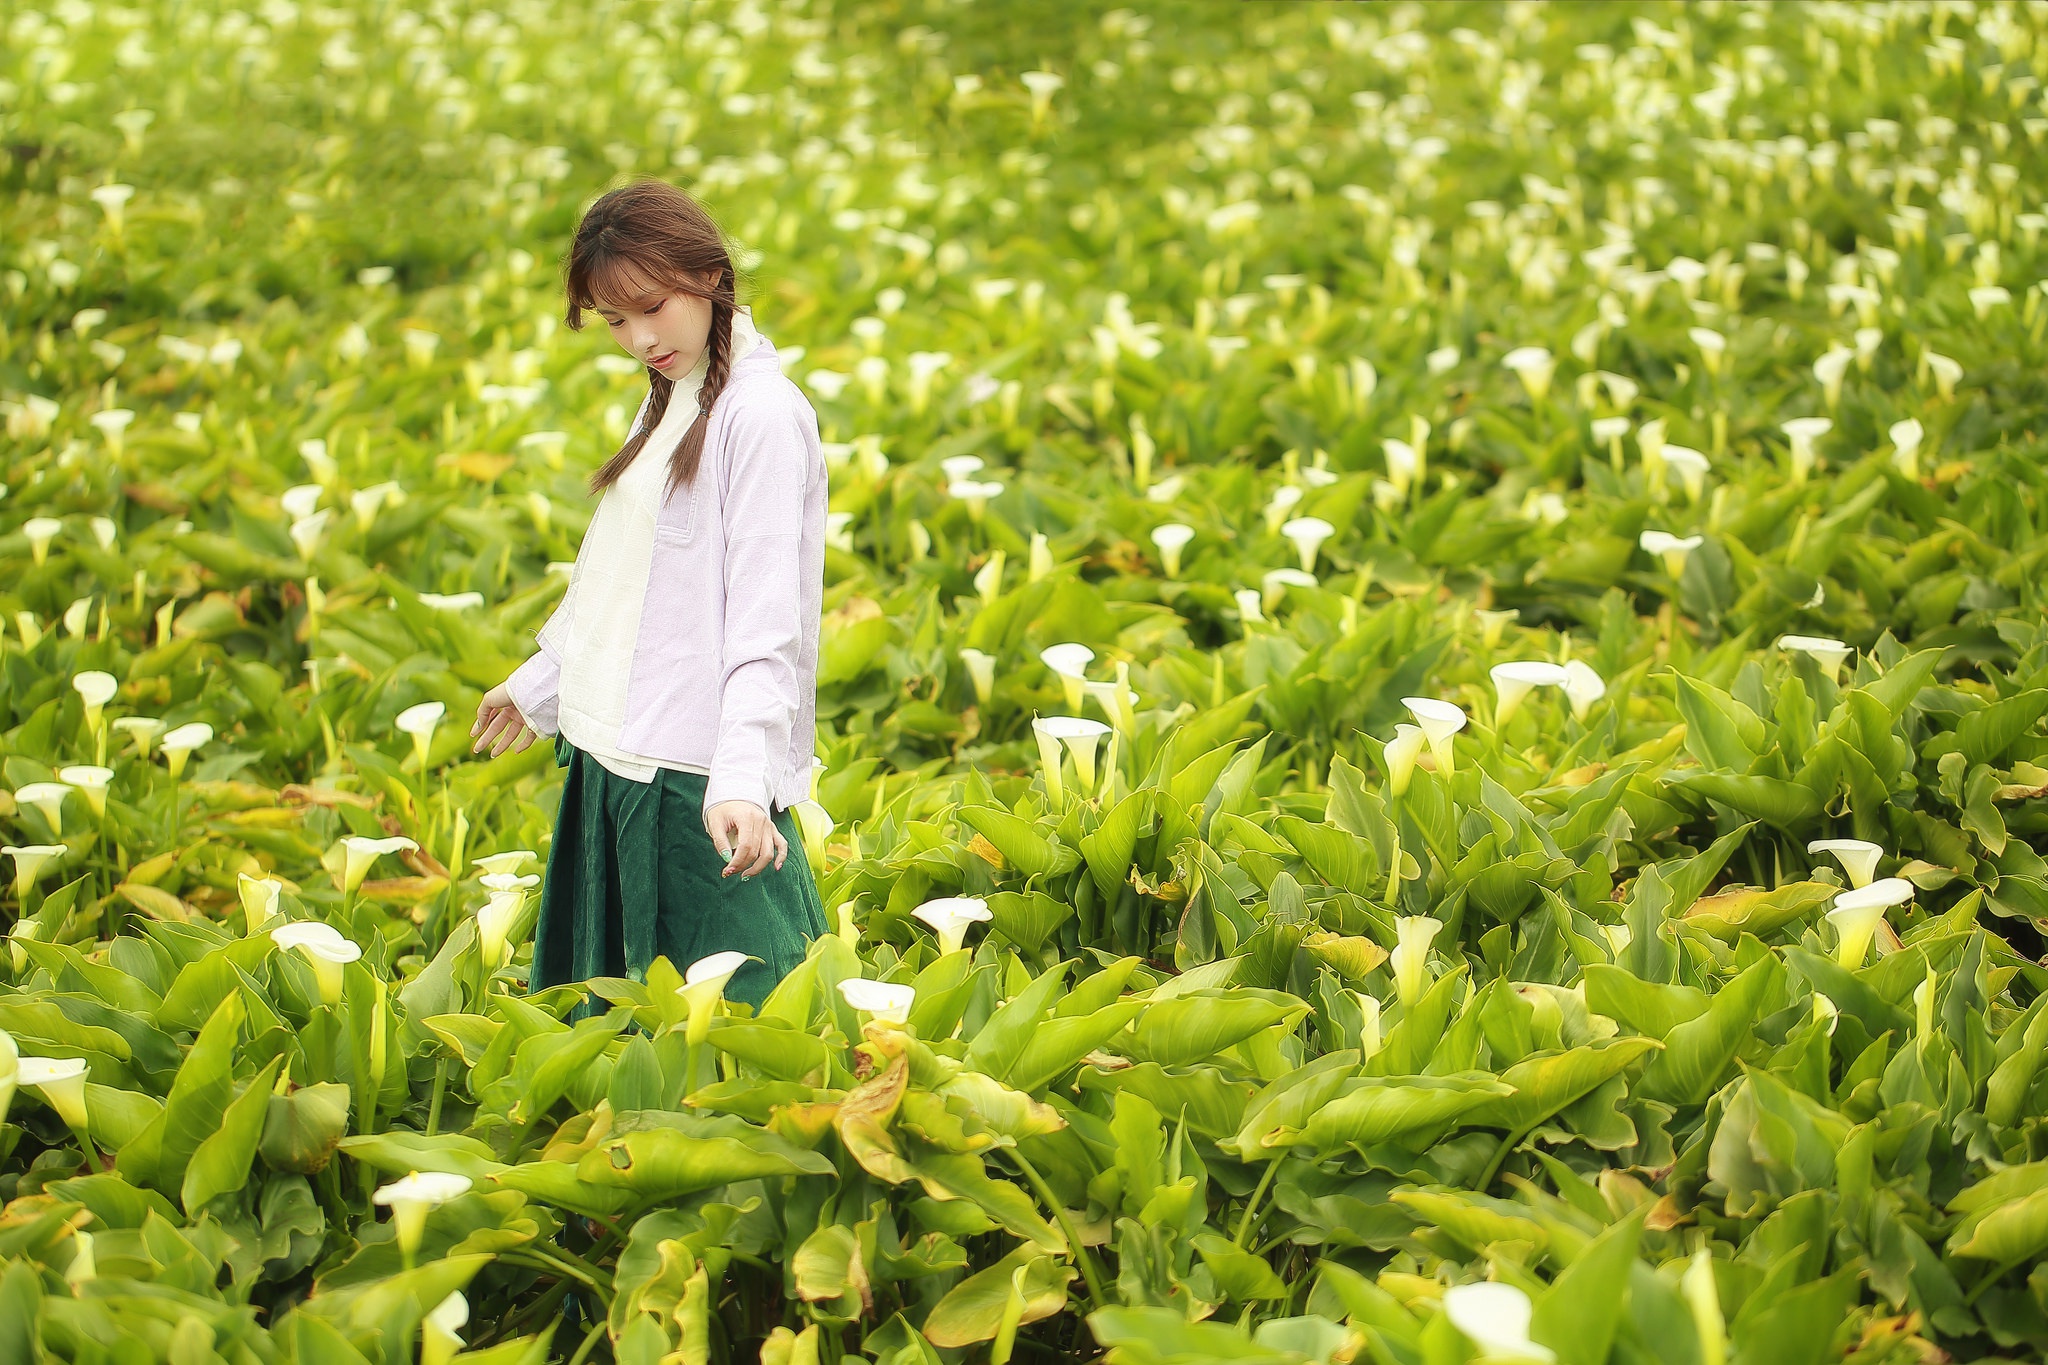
[563,178,750,497]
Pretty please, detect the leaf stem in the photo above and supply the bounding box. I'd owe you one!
[1005,1147,1108,1310]
[565,1317,608,1365]
[1233,1157,1281,1247]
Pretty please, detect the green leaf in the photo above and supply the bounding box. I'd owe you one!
[1673,673,1763,771]
[1293,1074,1513,1153]
[1124,990,1308,1068]
[1081,789,1153,903]
[336,1131,509,1182]
[956,805,1079,879]
[1193,1231,1289,1300]
[261,1082,354,1175]
[1638,953,1783,1106]
[183,1055,286,1212]
[1683,881,1835,941]
[1676,774,1822,829]
[1955,689,2048,766]
[577,1116,836,1201]
[1531,1208,1643,1365]
[923,1245,1075,1347]
[1472,1038,1663,1133]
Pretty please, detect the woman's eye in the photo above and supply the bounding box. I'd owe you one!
[645,302,663,315]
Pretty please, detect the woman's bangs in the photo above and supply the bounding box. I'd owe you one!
[580,253,676,314]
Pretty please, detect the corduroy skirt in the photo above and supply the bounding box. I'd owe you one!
[529,736,829,1017]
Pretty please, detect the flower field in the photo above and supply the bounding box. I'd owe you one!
[6,0,2048,1361]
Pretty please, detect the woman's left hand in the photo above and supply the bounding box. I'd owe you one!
[706,800,787,878]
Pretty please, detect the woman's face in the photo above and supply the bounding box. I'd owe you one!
[591,264,725,377]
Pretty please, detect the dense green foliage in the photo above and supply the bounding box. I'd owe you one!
[4,1,2048,1363]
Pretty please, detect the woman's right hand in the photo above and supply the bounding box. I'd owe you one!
[473,682,540,757]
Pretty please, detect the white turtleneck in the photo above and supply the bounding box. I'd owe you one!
[555,306,769,792]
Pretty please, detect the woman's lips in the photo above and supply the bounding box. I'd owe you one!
[649,350,676,367]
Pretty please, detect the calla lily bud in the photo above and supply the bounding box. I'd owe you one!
[238,872,283,935]
[1031,717,1069,810]
[1474,608,1519,649]
[1354,993,1382,1056]
[476,889,523,972]
[1391,915,1442,1007]
[1682,1248,1727,1365]
[1037,715,1112,798]
[0,1029,16,1127]
[1561,660,1606,721]
[1384,724,1426,796]
[1027,530,1052,582]
[423,1291,468,1365]
[912,896,992,957]
[957,648,996,707]
[1808,838,1884,889]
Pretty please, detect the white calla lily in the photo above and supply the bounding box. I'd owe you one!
[160,722,213,778]
[17,1054,91,1137]
[395,700,446,769]
[1827,877,1914,968]
[838,977,916,1025]
[1639,530,1702,577]
[1561,660,1606,721]
[340,835,418,894]
[1391,916,1443,1007]
[1808,839,1885,890]
[1150,522,1194,578]
[1443,1281,1556,1364]
[1280,515,1333,572]
[270,920,363,1004]
[1489,662,1568,726]
[372,1171,472,1266]
[912,896,992,956]
[679,951,754,1045]
[1401,697,1467,777]
[1384,724,1426,796]
[1039,643,1095,713]
[1776,634,1852,681]
[56,767,111,819]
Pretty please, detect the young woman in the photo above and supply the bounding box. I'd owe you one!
[469,178,830,1014]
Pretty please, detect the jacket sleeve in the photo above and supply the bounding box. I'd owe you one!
[504,388,655,738]
[703,388,814,818]
[504,598,568,737]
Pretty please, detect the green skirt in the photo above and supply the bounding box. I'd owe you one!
[529,736,829,1016]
